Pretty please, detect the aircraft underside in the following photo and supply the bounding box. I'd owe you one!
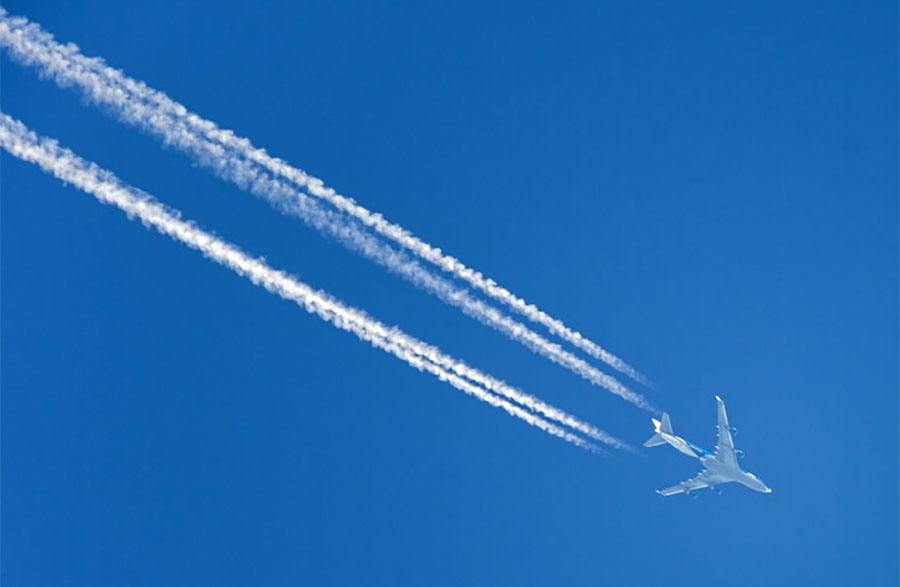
[646,396,771,496]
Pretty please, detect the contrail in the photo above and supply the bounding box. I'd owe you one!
[0,10,652,390]
[0,112,634,453]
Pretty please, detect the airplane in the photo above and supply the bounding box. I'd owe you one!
[644,396,772,496]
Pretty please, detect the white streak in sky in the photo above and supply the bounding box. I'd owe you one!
[0,11,654,399]
[0,112,634,453]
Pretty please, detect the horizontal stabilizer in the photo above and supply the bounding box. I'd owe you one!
[644,413,673,448]
[643,433,667,448]
[659,413,673,434]
[643,413,699,458]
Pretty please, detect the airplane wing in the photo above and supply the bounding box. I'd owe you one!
[657,470,714,496]
[714,395,739,468]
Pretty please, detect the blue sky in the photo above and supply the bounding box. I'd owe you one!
[2,1,897,585]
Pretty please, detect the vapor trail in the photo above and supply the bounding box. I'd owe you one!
[0,112,633,453]
[0,10,652,391]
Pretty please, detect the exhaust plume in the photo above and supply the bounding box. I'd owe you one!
[0,111,635,453]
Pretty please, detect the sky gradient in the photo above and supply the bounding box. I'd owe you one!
[2,1,897,585]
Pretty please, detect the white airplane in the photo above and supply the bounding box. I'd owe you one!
[644,396,772,496]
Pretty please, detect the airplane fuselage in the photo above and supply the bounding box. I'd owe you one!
[645,397,772,496]
[654,431,699,458]
[698,454,771,493]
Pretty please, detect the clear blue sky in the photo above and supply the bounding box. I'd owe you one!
[2,1,897,585]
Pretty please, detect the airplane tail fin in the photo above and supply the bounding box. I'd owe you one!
[658,413,673,434]
[643,413,673,448]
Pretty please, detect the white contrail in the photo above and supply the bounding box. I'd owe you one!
[0,10,651,389]
[0,112,634,453]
